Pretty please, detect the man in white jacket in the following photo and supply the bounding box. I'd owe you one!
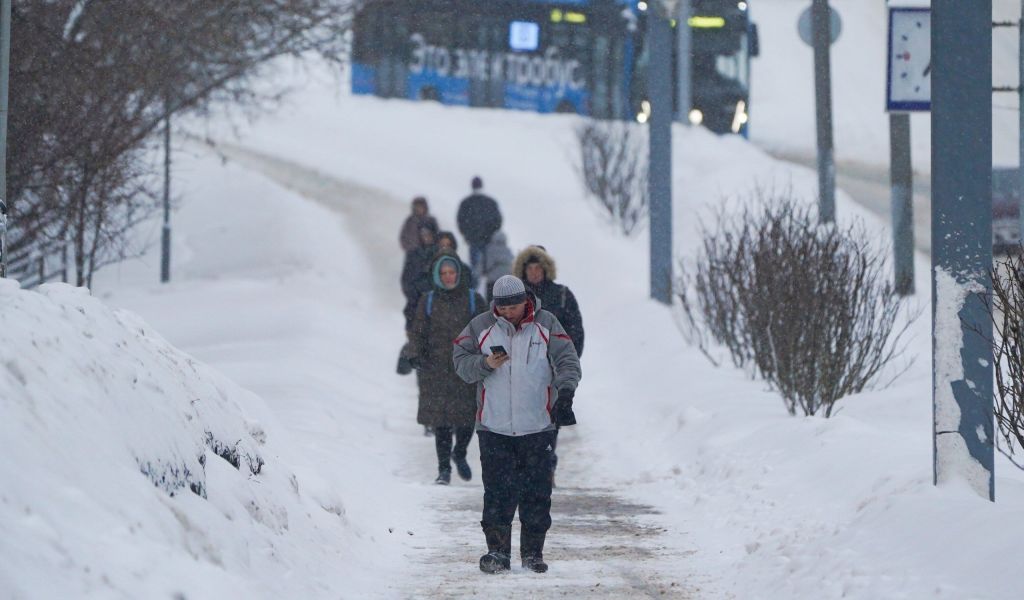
[452,275,582,574]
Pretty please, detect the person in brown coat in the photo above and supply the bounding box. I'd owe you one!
[399,196,439,252]
[408,251,486,484]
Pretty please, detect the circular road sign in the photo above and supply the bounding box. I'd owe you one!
[798,5,842,46]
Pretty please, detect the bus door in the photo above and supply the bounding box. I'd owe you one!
[379,14,411,98]
[548,21,590,115]
[468,17,504,108]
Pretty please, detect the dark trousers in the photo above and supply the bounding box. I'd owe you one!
[435,426,473,471]
[469,245,484,278]
[478,430,556,534]
[551,426,560,473]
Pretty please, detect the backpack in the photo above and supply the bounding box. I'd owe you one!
[425,289,476,318]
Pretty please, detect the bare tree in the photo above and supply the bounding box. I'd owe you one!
[678,190,917,417]
[7,0,354,286]
[574,120,648,236]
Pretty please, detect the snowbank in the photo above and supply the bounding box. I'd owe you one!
[0,280,356,599]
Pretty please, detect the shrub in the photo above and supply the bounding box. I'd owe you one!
[986,249,1024,468]
[678,191,916,416]
[574,120,648,235]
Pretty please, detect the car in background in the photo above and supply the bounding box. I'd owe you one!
[993,168,1022,255]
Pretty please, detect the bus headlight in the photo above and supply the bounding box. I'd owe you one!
[688,109,704,125]
[731,100,748,133]
[636,100,651,123]
[738,2,748,11]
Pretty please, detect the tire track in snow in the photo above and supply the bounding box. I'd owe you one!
[205,140,702,598]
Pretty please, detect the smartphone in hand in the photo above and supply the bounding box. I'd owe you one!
[489,345,507,356]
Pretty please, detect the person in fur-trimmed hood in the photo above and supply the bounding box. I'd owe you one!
[452,275,581,575]
[512,245,584,358]
[511,245,584,490]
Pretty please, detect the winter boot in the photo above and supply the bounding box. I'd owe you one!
[520,530,548,573]
[479,525,512,574]
[454,457,472,481]
[434,468,451,485]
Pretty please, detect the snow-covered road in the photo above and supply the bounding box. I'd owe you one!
[212,141,703,598]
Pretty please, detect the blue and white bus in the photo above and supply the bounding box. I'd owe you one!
[351,0,758,135]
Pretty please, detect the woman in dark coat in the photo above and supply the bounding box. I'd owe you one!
[436,230,478,292]
[400,222,439,330]
[408,251,486,484]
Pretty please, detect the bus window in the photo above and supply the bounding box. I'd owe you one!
[714,34,749,91]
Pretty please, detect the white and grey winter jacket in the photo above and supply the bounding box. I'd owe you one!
[452,295,582,436]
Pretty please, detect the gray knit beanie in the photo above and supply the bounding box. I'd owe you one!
[492,275,527,306]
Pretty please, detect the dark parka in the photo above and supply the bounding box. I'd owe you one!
[409,252,486,427]
[400,231,438,326]
[456,192,502,247]
[512,246,585,357]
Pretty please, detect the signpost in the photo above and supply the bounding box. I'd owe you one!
[802,1,838,223]
[885,5,932,296]
[797,4,841,46]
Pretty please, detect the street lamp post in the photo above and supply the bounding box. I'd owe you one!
[0,0,11,278]
[931,0,994,501]
[649,0,677,304]
[676,0,691,123]
[160,105,171,284]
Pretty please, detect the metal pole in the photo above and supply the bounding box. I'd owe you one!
[0,0,11,279]
[811,0,836,223]
[676,0,692,122]
[1019,1,1024,246]
[932,0,994,501]
[649,3,673,304]
[160,106,171,283]
[889,112,914,295]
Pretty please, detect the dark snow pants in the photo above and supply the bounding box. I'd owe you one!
[478,430,556,534]
[435,426,473,471]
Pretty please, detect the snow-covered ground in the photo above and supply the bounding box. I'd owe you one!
[5,2,1024,597]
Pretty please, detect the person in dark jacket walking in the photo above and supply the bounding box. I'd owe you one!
[512,245,584,357]
[400,196,439,253]
[400,222,439,329]
[456,176,502,279]
[511,245,585,488]
[409,252,486,484]
[453,275,581,574]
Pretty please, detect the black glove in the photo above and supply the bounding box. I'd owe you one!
[552,389,577,427]
[396,347,413,375]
